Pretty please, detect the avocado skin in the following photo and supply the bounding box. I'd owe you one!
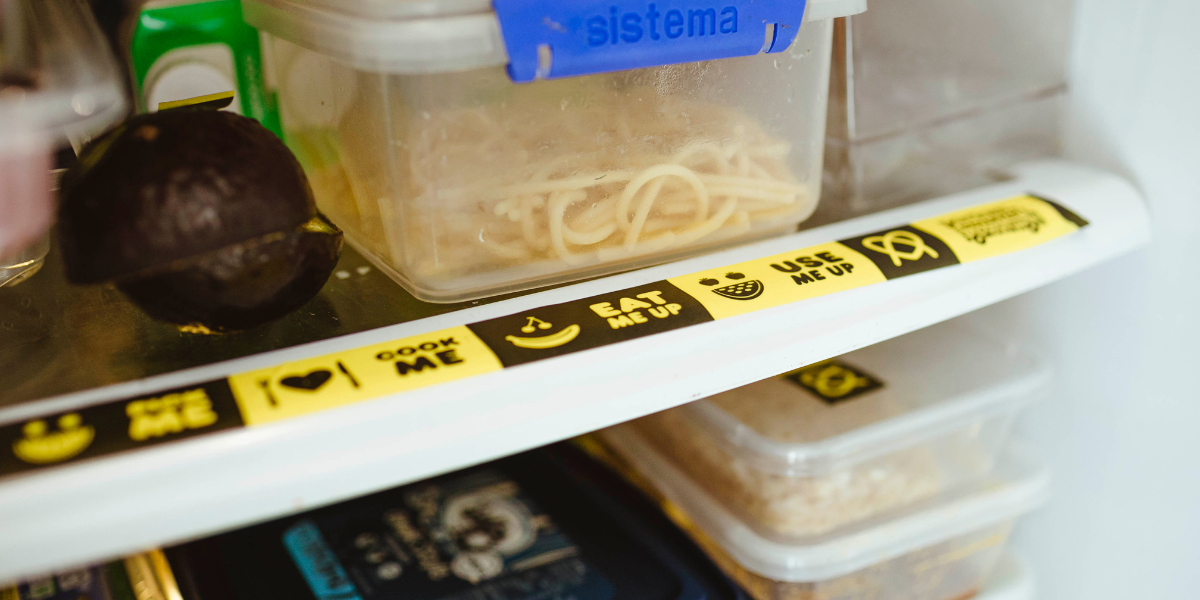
[116,218,343,332]
[58,110,316,285]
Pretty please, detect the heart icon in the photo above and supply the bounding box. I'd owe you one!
[280,369,333,391]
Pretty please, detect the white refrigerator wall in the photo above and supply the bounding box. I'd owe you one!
[965,0,1200,597]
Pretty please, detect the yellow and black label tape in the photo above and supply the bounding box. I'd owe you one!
[158,90,236,112]
[0,194,1086,477]
[782,358,884,403]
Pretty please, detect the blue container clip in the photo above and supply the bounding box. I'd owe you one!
[493,0,809,82]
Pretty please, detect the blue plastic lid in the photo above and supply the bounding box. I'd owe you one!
[494,0,808,81]
[244,0,863,75]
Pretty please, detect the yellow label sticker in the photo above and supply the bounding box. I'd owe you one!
[669,242,888,319]
[913,195,1083,263]
[228,326,503,425]
[782,359,884,403]
[158,90,236,111]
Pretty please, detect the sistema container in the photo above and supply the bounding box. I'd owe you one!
[243,0,866,301]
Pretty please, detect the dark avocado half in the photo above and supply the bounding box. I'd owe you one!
[57,109,344,331]
[58,109,316,285]
[117,216,343,332]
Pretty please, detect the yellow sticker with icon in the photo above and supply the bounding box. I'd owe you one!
[912,195,1085,263]
[784,359,883,403]
[669,242,887,319]
[228,326,504,425]
[158,90,235,111]
[12,413,95,465]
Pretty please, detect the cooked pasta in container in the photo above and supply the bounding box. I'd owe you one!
[243,0,866,301]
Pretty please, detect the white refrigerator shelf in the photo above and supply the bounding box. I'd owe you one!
[0,160,1148,582]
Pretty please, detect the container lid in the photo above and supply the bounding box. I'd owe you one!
[270,0,865,20]
[0,0,128,150]
[604,426,1050,582]
[243,0,866,75]
[680,320,1050,476]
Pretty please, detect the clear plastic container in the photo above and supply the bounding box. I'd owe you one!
[0,0,126,278]
[822,0,1073,217]
[243,0,866,301]
[976,553,1034,600]
[602,426,1049,600]
[621,320,1049,539]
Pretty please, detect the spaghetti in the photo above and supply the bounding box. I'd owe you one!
[347,87,815,278]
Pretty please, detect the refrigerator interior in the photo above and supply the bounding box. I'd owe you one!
[0,0,1195,597]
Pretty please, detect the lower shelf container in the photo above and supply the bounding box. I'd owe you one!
[627,320,1049,540]
[603,426,1048,600]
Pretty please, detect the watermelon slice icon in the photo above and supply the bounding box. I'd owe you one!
[712,279,764,300]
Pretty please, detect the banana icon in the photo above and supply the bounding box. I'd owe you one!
[505,323,581,349]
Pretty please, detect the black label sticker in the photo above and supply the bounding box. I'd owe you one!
[783,359,884,404]
[839,225,961,280]
[467,282,714,367]
[0,379,242,477]
[1029,193,1091,228]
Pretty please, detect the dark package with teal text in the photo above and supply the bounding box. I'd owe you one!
[163,443,747,600]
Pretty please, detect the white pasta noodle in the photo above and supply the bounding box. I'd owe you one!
[322,88,815,277]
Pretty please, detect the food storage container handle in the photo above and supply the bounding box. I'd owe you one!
[494,0,808,82]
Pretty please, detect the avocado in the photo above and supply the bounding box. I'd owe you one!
[117,216,343,331]
[57,110,343,332]
[58,110,316,284]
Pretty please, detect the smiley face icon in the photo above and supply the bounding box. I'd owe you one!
[13,413,95,465]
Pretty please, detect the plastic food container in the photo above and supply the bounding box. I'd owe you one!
[619,320,1049,538]
[243,0,866,301]
[0,0,126,280]
[823,0,1073,216]
[604,425,1049,600]
[975,553,1034,600]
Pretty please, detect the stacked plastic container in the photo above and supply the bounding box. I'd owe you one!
[242,0,866,301]
[603,320,1051,600]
